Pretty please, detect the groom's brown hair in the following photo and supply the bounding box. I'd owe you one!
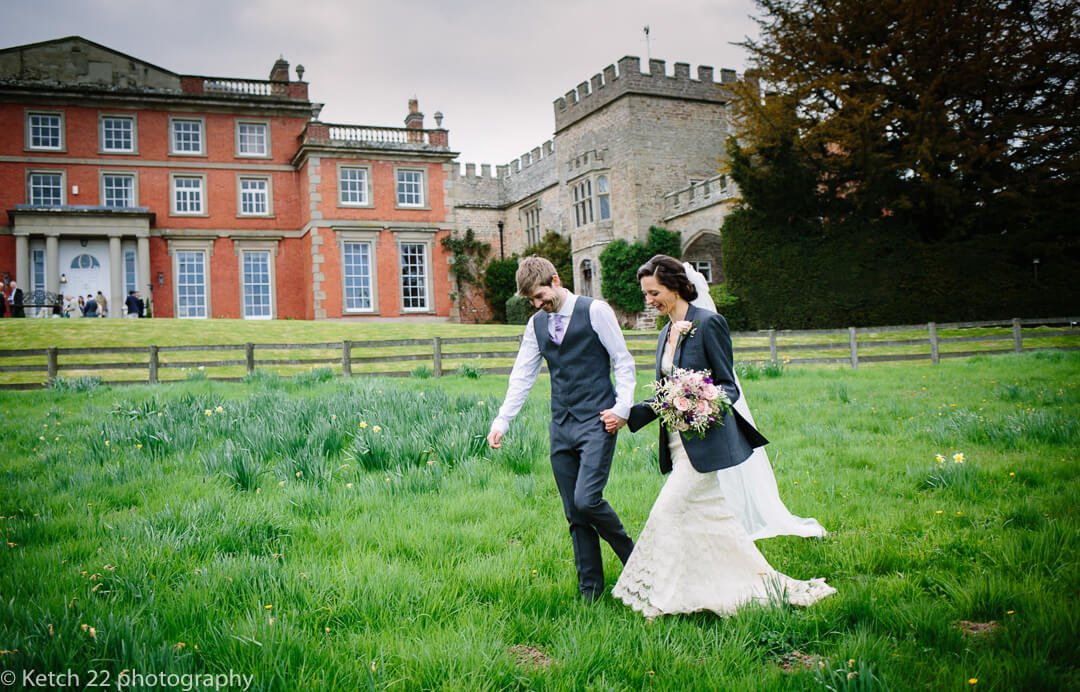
[515,256,558,296]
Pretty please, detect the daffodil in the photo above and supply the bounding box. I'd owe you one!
[204,409,213,417]
[215,406,224,414]
[372,425,381,433]
[935,454,945,463]
[359,421,368,429]
[953,452,965,463]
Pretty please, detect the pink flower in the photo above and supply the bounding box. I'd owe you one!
[695,400,710,415]
[701,383,719,401]
[673,320,694,335]
[673,396,692,412]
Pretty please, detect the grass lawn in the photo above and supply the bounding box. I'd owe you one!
[0,350,1077,689]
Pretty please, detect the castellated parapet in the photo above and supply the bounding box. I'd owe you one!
[553,56,737,134]
[451,139,558,209]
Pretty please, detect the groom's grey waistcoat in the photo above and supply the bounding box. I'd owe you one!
[535,297,615,423]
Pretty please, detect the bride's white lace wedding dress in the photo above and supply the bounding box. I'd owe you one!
[611,344,836,618]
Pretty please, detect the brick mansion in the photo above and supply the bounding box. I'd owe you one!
[0,36,740,320]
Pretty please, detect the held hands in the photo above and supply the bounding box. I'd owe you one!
[600,409,627,434]
[486,429,504,449]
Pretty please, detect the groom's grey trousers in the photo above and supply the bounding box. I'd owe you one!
[549,414,635,596]
[535,298,634,597]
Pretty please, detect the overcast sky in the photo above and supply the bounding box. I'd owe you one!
[1,0,761,167]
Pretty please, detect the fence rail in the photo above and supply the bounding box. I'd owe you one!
[0,317,1076,390]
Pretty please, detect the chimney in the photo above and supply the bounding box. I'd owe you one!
[269,57,290,82]
[404,98,424,129]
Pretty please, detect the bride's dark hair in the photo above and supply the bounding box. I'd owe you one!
[636,254,698,302]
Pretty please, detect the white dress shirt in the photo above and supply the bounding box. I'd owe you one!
[491,292,636,434]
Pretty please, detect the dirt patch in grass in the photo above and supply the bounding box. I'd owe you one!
[509,644,555,670]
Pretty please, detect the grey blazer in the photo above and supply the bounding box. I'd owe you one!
[628,304,768,474]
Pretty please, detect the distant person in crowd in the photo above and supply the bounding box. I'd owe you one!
[0,284,6,318]
[63,295,79,318]
[136,292,146,318]
[82,294,98,318]
[96,290,108,318]
[76,295,86,316]
[125,290,141,318]
[8,281,24,318]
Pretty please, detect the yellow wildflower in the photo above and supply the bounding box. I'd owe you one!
[372,425,381,433]
[968,679,977,686]
[204,409,213,417]
[359,421,368,429]
[953,452,965,463]
[935,454,945,463]
[215,406,224,414]
[264,604,273,610]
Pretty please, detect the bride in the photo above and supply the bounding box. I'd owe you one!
[607,255,834,617]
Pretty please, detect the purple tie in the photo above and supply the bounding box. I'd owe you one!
[552,313,566,344]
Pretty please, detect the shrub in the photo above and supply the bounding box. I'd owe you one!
[506,295,535,325]
[456,362,481,379]
[410,365,433,379]
[483,255,519,323]
[49,376,102,393]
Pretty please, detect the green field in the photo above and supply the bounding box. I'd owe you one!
[1,350,1078,689]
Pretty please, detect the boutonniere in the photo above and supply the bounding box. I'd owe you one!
[671,319,698,345]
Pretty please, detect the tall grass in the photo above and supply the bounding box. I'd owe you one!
[0,352,1077,689]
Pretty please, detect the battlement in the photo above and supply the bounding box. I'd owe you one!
[454,138,556,182]
[553,56,737,133]
[663,174,739,218]
[451,139,558,209]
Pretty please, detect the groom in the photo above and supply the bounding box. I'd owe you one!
[487,256,637,601]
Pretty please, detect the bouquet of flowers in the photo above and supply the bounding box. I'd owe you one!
[647,367,732,438]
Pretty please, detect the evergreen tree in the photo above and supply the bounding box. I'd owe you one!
[733,0,1080,241]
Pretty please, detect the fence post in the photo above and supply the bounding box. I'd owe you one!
[245,342,255,375]
[342,340,352,378]
[149,345,159,384]
[768,329,778,362]
[849,327,858,369]
[47,347,58,381]
[1012,318,1023,352]
[433,336,443,377]
[928,322,939,364]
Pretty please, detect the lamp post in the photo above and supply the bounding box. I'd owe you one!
[1033,258,1040,281]
[497,221,504,260]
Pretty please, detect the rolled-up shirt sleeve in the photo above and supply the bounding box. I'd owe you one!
[590,300,636,420]
[491,316,543,434]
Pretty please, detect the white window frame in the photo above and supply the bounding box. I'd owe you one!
[573,178,593,227]
[32,248,46,293]
[26,111,65,151]
[28,170,65,206]
[337,230,380,313]
[596,174,611,221]
[169,116,206,155]
[170,173,207,215]
[235,120,270,158]
[101,171,138,208]
[523,203,541,247]
[169,239,213,319]
[338,165,372,207]
[237,175,272,217]
[690,260,713,283]
[395,168,426,208]
[124,249,138,294]
[100,114,137,154]
[236,240,278,320]
[397,234,433,313]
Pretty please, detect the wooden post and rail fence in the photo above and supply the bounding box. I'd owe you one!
[1,317,1077,390]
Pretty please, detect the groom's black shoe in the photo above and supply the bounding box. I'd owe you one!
[580,589,604,603]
